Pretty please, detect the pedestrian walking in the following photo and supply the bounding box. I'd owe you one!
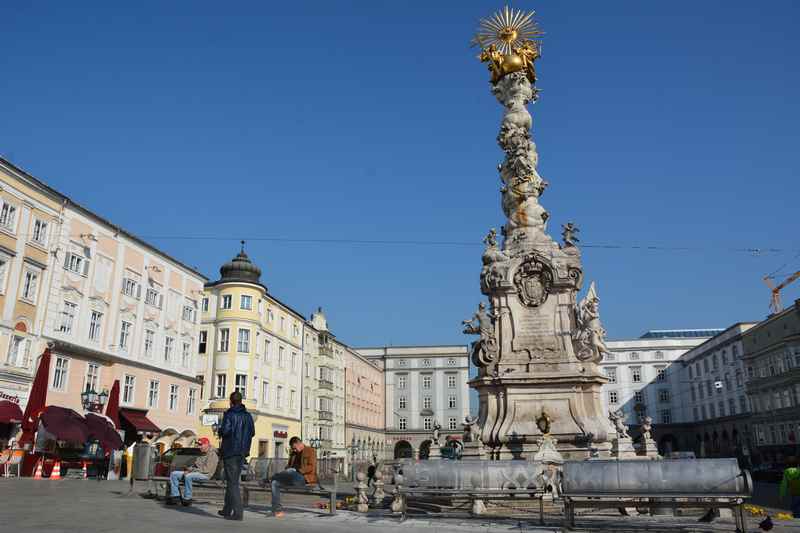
[217,391,254,521]
[779,457,800,518]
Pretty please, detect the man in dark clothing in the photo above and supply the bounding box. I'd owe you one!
[217,391,254,521]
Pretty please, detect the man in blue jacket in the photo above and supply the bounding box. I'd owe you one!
[217,391,254,521]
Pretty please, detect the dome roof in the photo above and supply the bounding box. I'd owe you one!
[219,241,262,284]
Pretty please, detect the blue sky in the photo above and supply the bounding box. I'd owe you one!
[3,1,799,347]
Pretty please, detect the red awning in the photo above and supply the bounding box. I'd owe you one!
[0,400,22,423]
[119,409,160,433]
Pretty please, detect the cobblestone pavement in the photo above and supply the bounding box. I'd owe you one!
[1,479,799,533]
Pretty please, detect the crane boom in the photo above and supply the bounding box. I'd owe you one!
[764,269,800,314]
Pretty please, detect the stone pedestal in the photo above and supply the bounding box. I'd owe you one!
[637,437,660,459]
[428,444,441,460]
[611,437,637,459]
[460,440,487,460]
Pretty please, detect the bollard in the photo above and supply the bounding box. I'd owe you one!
[373,469,385,503]
[356,471,369,513]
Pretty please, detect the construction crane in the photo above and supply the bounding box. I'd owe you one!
[763,269,800,314]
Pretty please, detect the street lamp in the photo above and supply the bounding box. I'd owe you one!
[81,388,109,412]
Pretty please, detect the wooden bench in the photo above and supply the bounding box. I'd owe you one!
[241,477,339,515]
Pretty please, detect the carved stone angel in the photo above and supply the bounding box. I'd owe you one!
[432,420,442,446]
[609,410,630,439]
[572,282,611,363]
[640,415,653,441]
[463,415,482,443]
[462,302,498,367]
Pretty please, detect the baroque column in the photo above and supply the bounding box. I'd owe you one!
[462,6,614,459]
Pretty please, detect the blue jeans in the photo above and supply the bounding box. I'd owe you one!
[170,471,209,500]
[792,495,800,518]
[270,469,306,511]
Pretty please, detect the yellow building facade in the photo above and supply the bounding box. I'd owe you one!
[196,246,303,459]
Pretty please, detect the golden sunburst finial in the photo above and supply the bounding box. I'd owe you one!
[472,5,543,55]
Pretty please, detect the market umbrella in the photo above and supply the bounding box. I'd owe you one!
[19,348,51,445]
[104,380,120,429]
[39,406,89,445]
[84,413,123,452]
[0,400,23,423]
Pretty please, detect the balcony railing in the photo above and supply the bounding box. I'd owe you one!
[319,410,333,421]
[319,379,334,390]
[319,344,334,358]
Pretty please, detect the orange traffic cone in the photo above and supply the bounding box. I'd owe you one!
[81,462,88,479]
[50,460,61,480]
[33,459,43,479]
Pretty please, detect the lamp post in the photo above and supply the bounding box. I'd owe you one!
[347,436,362,481]
[81,388,109,413]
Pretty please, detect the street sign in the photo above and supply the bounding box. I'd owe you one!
[202,414,219,426]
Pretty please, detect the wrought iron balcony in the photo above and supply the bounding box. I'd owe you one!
[319,344,334,358]
[319,410,334,421]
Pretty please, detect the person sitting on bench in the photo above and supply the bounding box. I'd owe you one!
[167,437,218,506]
[269,436,317,517]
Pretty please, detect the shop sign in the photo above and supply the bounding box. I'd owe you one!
[202,414,219,426]
[273,430,288,439]
[0,392,20,404]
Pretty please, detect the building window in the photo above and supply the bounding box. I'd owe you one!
[119,321,132,351]
[631,366,642,383]
[634,391,645,404]
[21,268,39,303]
[423,396,432,409]
[0,255,9,294]
[219,328,230,351]
[182,304,195,322]
[629,352,639,361]
[423,417,433,431]
[234,374,247,399]
[399,417,407,430]
[398,375,407,389]
[237,329,250,353]
[278,346,285,367]
[276,385,283,408]
[169,384,179,410]
[182,342,190,367]
[0,201,18,231]
[728,398,736,415]
[220,295,232,309]
[655,366,666,382]
[660,409,672,424]
[691,385,697,402]
[280,316,285,331]
[59,301,78,334]
[739,396,747,413]
[121,276,141,299]
[7,336,28,367]
[305,362,310,378]
[198,330,207,354]
[422,375,432,389]
[447,374,457,388]
[689,366,694,379]
[290,389,296,410]
[422,359,432,367]
[397,359,408,367]
[240,295,252,310]
[123,375,135,404]
[148,380,159,408]
[448,417,458,430]
[201,298,209,312]
[709,403,716,418]
[263,339,271,362]
[448,395,457,409]
[447,358,456,366]
[261,381,269,406]
[604,367,617,384]
[608,391,618,404]
[659,389,670,403]
[88,311,103,342]
[31,219,48,246]
[145,286,163,308]
[654,350,664,360]
[398,396,407,409]
[187,389,197,415]
[215,374,227,398]
[605,353,616,362]
[164,337,174,363]
[84,363,99,392]
[291,352,297,372]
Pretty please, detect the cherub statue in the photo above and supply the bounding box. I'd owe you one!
[572,282,611,363]
[640,415,653,441]
[463,415,481,443]
[432,420,442,446]
[561,222,580,248]
[515,40,540,84]
[609,410,630,439]
[483,228,498,248]
[478,44,504,83]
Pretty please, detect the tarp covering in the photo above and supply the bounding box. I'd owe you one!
[85,413,123,451]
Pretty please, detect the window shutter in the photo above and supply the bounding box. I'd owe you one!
[63,252,71,270]
[82,259,90,276]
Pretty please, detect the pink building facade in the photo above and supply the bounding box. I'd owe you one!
[344,347,385,459]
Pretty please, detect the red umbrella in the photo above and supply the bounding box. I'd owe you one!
[0,400,22,423]
[39,406,89,444]
[19,348,51,445]
[105,380,120,429]
[85,413,123,451]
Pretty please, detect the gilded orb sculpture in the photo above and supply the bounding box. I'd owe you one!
[473,6,543,84]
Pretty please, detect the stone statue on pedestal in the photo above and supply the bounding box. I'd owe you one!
[463,415,481,443]
[573,282,612,363]
[609,410,630,439]
[462,302,498,367]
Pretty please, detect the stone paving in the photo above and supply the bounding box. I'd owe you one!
[1,479,799,533]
